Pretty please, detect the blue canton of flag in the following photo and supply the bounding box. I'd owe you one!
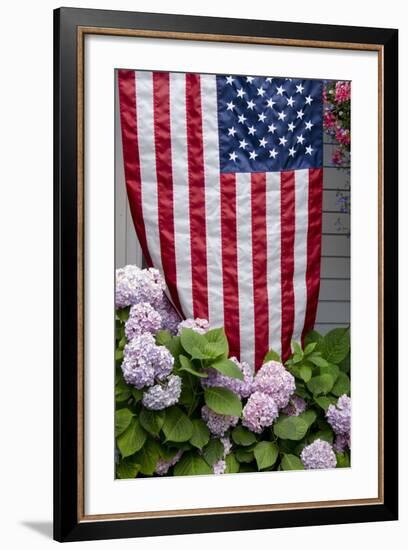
[217,75,323,173]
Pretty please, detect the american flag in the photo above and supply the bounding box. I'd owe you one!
[118,69,323,368]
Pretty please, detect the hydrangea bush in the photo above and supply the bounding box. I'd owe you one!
[115,266,351,479]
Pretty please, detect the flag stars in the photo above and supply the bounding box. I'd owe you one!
[226,76,234,85]
[229,151,238,162]
[305,144,314,155]
[259,137,268,148]
[288,146,296,157]
[247,125,256,136]
[227,126,237,136]
[286,96,295,107]
[226,101,235,111]
[279,136,288,146]
[305,120,314,131]
[269,148,278,159]
[249,150,258,160]
[296,134,305,144]
[257,86,266,97]
[246,99,256,110]
[238,114,247,124]
[258,112,267,122]
[246,76,254,83]
[276,85,285,96]
[266,98,276,108]
[236,88,246,98]
[277,111,287,121]
[287,122,296,132]
[266,77,273,83]
[296,109,305,120]
[296,83,305,94]
[305,95,313,105]
[268,123,277,134]
[239,138,248,149]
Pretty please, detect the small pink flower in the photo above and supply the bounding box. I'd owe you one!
[332,149,343,165]
[335,81,351,103]
[323,111,336,130]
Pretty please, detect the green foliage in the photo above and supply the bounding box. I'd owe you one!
[173,453,212,476]
[204,387,242,417]
[162,407,193,443]
[189,419,210,449]
[231,426,257,447]
[115,408,134,437]
[225,453,240,473]
[254,441,279,470]
[321,328,350,364]
[117,418,146,458]
[274,416,309,441]
[280,454,304,471]
[203,439,225,466]
[134,438,160,475]
[116,456,141,479]
[139,409,165,437]
[210,358,244,380]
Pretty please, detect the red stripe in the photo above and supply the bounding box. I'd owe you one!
[251,173,269,370]
[302,168,323,343]
[280,170,296,362]
[220,173,240,359]
[117,70,152,267]
[152,72,183,314]
[185,73,209,319]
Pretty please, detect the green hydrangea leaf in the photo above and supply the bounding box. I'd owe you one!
[173,453,212,476]
[162,407,194,443]
[231,425,257,447]
[280,454,304,471]
[274,415,309,441]
[204,387,242,417]
[254,441,279,470]
[203,439,224,466]
[117,417,147,458]
[115,408,134,437]
[189,419,210,449]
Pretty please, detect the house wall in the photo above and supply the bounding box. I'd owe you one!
[115,80,350,335]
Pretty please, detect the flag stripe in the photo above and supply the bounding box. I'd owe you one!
[117,70,152,267]
[251,172,269,369]
[169,73,193,317]
[186,73,209,319]
[302,167,324,341]
[153,73,183,313]
[292,169,309,342]
[134,71,164,276]
[220,172,240,359]
[200,74,225,328]
[266,171,282,357]
[236,173,255,366]
[280,170,296,361]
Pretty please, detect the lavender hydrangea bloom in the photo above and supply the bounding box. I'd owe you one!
[201,357,254,398]
[115,265,165,309]
[201,406,239,436]
[155,450,183,475]
[242,391,279,433]
[333,433,350,453]
[282,395,307,417]
[177,318,210,335]
[142,374,182,410]
[121,333,174,389]
[221,436,232,456]
[252,361,296,409]
[125,302,162,340]
[300,439,337,469]
[326,394,351,436]
[213,460,226,475]
[155,294,181,334]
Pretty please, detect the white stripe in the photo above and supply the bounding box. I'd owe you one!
[266,171,282,357]
[235,173,255,366]
[134,71,163,276]
[200,74,224,328]
[169,73,193,317]
[292,169,309,343]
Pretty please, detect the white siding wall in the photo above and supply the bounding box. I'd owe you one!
[115,81,350,334]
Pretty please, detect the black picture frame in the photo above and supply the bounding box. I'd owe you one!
[54,7,398,542]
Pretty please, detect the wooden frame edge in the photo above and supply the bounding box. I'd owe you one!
[73,21,388,527]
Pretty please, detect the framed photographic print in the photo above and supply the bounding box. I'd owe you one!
[54,7,398,542]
